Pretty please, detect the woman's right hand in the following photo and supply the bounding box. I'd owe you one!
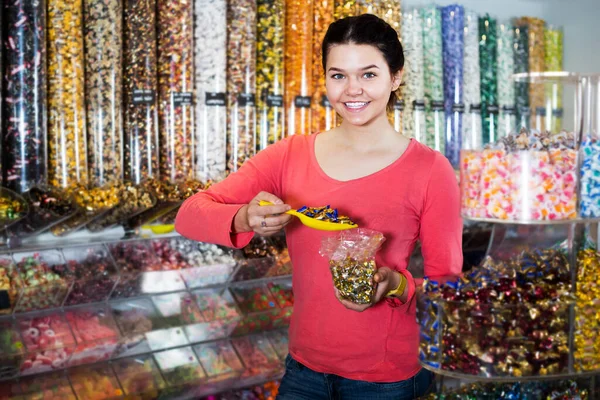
[234,192,293,236]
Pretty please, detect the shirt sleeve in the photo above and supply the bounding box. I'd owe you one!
[175,138,291,248]
[387,152,463,310]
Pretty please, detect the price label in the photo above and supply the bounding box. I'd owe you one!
[294,96,312,108]
[452,103,465,113]
[394,99,405,111]
[431,100,444,112]
[172,92,193,107]
[238,93,256,107]
[205,92,226,106]
[132,89,155,105]
[413,100,426,111]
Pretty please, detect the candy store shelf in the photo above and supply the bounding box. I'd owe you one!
[0,273,292,380]
[463,216,600,226]
[0,330,288,400]
[420,363,600,384]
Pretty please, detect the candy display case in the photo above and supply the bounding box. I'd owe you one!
[459,73,592,224]
[231,235,292,282]
[231,280,293,336]
[68,363,124,400]
[0,233,291,398]
[108,241,185,299]
[0,189,29,233]
[2,187,76,243]
[110,298,159,357]
[150,292,205,345]
[111,354,166,399]
[187,289,241,342]
[264,330,289,360]
[153,346,206,387]
[11,251,71,313]
[0,256,21,316]
[421,72,600,393]
[0,320,23,380]
[65,305,120,367]
[194,340,245,395]
[161,238,237,289]
[17,311,76,376]
[231,334,281,380]
[59,245,119,306]
[18,370,77,400]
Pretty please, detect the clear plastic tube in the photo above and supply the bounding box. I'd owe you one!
[401,9,425,142]
[157,0,194,182]
[312,0,337,133]
[48,0,87,189]
[421,5,444,153]
[257,0,285,148]
[2,0,47,192]
[227,0,257,172]
[194,0,227,181]
[124,0,159,185]
[84,0,123,187]
[285,0,313,136]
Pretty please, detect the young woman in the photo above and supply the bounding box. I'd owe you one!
[176,14,462,400]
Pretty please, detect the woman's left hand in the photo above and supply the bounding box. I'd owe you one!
[334,267,400,312]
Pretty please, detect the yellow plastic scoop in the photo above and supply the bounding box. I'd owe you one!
[259,200,358,231]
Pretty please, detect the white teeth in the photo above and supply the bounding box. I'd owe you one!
[345,102,368,108]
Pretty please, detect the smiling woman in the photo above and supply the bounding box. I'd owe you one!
[176,14,462,400]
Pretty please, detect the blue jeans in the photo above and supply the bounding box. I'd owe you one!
[277,354,434,400]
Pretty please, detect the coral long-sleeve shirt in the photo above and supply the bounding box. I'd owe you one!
[176,133,462,382]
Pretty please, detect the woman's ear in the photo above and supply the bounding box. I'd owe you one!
[392,69,403,91]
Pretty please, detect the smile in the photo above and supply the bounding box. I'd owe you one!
[343,101,370,110]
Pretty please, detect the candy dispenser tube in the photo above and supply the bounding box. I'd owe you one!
[462,10,482,148]
[227,0,257,173]
[544,26,564,133]
[195,0,227,182]
[479,15,498,145]
[401,10,425,141]
[124,0,159,185]
[421,5,445,153]
[441,5,464,167]
[514,26,530,130]
[516,17,546,130]
[158,0,195,183]
[84,0,124,188]
[497,23,516,137]
[47,0,88,189]
[312,0,337,134]
[2,0,48,193]
[285,0,314,136]
[257,0,285,149]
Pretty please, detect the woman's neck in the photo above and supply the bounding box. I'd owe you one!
[336,113,398,150]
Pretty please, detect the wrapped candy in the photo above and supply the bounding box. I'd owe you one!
[460,129,577,221]
[320,229,385,304]
[575,249,600,371]
[580,135,600,218]
[419,248,573,378]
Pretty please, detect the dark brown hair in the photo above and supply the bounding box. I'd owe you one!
[321,14,404,110]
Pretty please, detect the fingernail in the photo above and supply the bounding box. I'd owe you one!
[285,205,291,210]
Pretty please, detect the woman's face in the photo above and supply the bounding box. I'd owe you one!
[325,43,401,127]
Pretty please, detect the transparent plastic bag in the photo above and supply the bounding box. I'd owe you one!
[319,229,386,304]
